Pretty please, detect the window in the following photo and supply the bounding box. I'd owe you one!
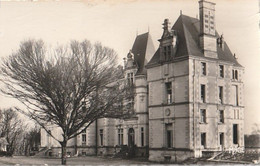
[232,85,239,106]
[200,109,206,123]
[82,134,86,145]
[166,82,172,104]
[201,133,206,148]
[201,62,206,75]
[233,124,238,144]
[163,46,171,61]
[100,129,104,146]
[234,109,239,119]
[219,65,224,78]
[201,84,206,103]
[163,46,167,60]
[166,124,173,148]
[127,73,134,86]
[167,45,171,57]
[141,127,144,147]
[219,133,224,146]
[219,86,223,104]
[118,128,123,145]
[232,69,238,80]
[219,110,224,123]
[235,70,238,80]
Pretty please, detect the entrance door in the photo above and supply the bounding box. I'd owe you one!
[128,128,135,147]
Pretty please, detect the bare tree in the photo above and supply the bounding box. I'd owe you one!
[0,108,25,155]
[22,125,40,156]
[0,39,125,164]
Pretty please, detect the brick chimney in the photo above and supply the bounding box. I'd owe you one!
[199,0,217,58]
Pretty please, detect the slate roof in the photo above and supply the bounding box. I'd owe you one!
[147,15,242,67]
[131,32,155,75]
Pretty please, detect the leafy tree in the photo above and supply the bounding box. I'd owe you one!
[0,39,125,164]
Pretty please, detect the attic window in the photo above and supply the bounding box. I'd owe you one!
[127,72,134,86]
[163,46,171,61]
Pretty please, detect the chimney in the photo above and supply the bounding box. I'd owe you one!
[199,0,218,58]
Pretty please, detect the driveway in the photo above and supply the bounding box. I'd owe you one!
[0,156,151,165]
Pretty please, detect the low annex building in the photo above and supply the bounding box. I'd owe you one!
[41,0,245,162]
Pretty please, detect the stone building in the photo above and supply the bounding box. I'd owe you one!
[41,0,244,162]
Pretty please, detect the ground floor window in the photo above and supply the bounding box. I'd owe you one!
[100,129,104,146]
[219,132,224,146]
[233,124,238,144]
[165,123,173,148]
[118,128,123,145]
[201,133,206,148]
[141,127,144,147]
[82,134,86,145]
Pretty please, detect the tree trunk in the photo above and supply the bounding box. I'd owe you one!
[61,141,67,165]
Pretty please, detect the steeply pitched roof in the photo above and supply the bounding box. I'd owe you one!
[147,15,242,67]
[131,32,155,75]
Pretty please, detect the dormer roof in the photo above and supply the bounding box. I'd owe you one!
[147,15,242,67]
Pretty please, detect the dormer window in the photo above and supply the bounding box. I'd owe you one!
[127,72,134,86]
[163,45,172,61]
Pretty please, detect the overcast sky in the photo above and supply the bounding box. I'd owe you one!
[0,0,259,134]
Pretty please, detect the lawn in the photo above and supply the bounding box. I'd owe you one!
[0,156,151,165]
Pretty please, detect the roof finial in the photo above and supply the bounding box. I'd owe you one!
[234,53,237,59]
[180,10,182,15]
[148,25,150,33]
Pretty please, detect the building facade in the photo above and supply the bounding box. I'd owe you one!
[41,0,244,162]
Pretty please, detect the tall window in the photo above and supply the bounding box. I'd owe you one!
[100,129,104,146]
[232,85,239,106]
[167,45,171,57]
[232,70,238,80]
[201,133,206,148]
[219,86,223,104]
[163,46,167,60]
[82,129,86,145]
[201,84,206,103]
[163,46,171,61]
[219,133,224,146]
[166,82,172,104]
[234,109,239,119]
[219,110,224,123]
[219,65,224,78]
[165,124,173,148]
[233,124,238,144]
[201,62,206,76]
[235,70,238,80]
[200,109,206,123]
[141,127,144,147]
[127,72,134,86]
[118,128,123,145]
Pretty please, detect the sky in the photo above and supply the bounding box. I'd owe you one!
[0,0,259,134]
